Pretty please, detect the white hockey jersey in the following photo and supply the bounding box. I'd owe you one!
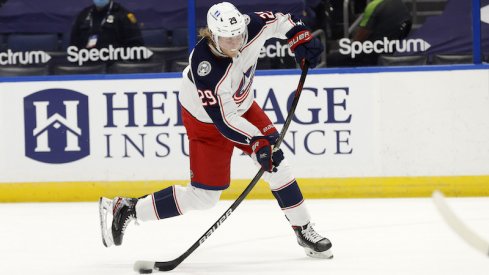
[179,11,296,145]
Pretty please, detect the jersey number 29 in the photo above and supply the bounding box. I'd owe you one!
[197,89,217,106]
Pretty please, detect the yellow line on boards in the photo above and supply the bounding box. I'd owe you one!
[0,176,488,202]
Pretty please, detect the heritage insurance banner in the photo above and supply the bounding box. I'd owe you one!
[0,73,375,183]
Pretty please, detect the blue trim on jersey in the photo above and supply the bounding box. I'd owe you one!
[203,105,251,144]
[191,181,230,191]
[190,40,232,90]
[245,12,268,43]
[190,40,232,95]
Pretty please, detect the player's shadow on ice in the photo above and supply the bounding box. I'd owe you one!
[176,257,316,273]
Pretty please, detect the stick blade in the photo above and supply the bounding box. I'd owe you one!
[133,261,155,272]
[154,261,179,272]
[432,190,489,256]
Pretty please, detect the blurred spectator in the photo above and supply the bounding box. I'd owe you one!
[70,0,143,49]
[0,0,7,8]
[302,0,329,34]
[327,0,412,67]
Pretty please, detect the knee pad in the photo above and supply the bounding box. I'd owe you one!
[262,159,295,190]
[174,185,222,213]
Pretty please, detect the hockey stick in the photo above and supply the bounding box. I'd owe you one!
[432,190,489,256]
[134,62,310,273]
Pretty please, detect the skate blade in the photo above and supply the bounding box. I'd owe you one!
[304,247,333,259]
[99,197,114,247]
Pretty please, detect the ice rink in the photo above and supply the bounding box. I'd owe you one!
[1,197,488,275]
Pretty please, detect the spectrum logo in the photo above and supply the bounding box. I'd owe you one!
[339,37,431,58]
[0,50,51,65]
[24,89,90,164]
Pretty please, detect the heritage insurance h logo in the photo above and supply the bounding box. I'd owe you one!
[24,89,90,163]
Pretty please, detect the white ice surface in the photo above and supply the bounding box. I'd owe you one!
[1,198,488,275]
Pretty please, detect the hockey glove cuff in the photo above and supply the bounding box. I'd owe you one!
[286,24,324,68]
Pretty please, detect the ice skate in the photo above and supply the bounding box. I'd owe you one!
[293,222,333,259]
[99,197,114,247]
[111,197,138,246]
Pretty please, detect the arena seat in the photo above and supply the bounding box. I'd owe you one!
[0,65,49,76]
[0,33,6,51]
[7,33,59,52]
[256,56,273,70]
[171,60,188,72]
[171,28,188,46]
[141,29,170,47]
[432,54,473,65]
[53,64,106,75]
[147,46,187,71]
[107,62,165,74]
[60,32,71,50]
[377,55,428,66]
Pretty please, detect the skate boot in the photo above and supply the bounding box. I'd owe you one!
[111,197,138,246]
[293,222,333,259]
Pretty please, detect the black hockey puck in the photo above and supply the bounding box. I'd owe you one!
[139,269,153,274]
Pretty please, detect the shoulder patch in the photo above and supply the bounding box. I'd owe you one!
[190,40,231,91]
[197,61,212,76]
[127,13,137,24]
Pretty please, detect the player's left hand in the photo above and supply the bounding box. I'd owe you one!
[286,24,324,69]
[250,135,284,172]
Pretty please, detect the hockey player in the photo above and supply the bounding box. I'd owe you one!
[99,2,332,259]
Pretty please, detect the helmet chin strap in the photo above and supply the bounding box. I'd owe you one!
[212,34,224,54]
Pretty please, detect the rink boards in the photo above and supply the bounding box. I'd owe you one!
[1,67,489,201]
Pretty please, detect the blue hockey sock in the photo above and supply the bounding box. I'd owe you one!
[152,186,183,219]
[271,180,304,210]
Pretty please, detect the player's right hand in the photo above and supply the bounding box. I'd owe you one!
[250,136,284,172]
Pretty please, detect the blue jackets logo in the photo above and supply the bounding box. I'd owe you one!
[24,89,90,163]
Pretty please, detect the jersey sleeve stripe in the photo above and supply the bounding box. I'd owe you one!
[242,25,268,51]
[216,94,252,143]
[265,18,279,25]
[215,63,232,95]
[204,106,251,144]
